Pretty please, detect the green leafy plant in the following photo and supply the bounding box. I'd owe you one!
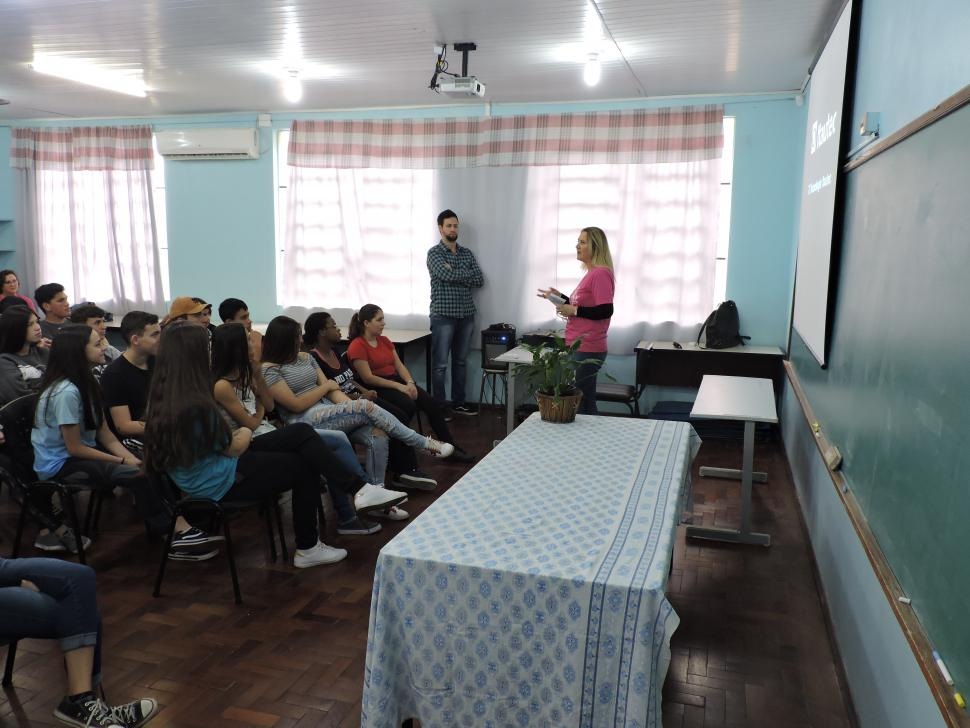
[518,334,589,402]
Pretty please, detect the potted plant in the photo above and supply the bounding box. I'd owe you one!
[518,334,591,423]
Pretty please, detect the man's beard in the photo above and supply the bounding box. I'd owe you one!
[445,233,458,241]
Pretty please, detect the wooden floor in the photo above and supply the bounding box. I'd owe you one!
[0,411,857,728]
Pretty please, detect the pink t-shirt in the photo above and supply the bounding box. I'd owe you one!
[565,266,615,352]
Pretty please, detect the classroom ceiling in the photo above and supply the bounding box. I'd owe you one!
[0,0,841,121]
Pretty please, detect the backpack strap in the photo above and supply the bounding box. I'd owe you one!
[696,310,716,349]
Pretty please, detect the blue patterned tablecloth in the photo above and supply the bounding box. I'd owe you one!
[363,414,700,728]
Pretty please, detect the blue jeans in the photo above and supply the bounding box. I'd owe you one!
[574,351,606,416]
[314,430,370,524]
[0,557,103,684]
[430,314,476,405]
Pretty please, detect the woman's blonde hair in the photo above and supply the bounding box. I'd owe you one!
[581,227,614,271]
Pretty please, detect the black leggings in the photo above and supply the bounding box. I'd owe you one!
[248,422,365,495]
[225,450,321,551]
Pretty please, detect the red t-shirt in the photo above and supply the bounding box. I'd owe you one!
[346,335,397,378]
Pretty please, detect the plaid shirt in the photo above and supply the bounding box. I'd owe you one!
[427,241,484,318]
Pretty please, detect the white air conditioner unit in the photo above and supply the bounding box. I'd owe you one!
[155,128,259,160]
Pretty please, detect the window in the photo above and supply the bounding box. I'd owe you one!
[151,138,171,301]
[715,116,735,307]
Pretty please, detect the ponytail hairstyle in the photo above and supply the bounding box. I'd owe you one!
[35,325,102,431]
[302,311,333,349]
[211,323,252,396]
[348,304,381,341]
[260,315,302,365]
[143,322,230,474]
[581,226,614,272]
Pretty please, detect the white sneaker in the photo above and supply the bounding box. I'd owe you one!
[370,506,410,521]
[293,541,348,568]
[426,438,455,458]
[354,483,408,514]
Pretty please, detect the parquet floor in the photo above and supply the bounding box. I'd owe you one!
[0,412,856,727]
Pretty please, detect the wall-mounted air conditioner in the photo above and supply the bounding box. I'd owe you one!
[155,128,259,160]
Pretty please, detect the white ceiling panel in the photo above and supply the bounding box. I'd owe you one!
[0,0,842,120]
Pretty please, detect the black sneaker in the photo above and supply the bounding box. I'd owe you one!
[167,548,218,562]
[336,517,382,536]
[448,447,476,464]
[441,407,454,422]
[54,694,124,728]
[110,697,158,728]
[396,468,437,491]
[452,403,478,416]
[170,527,224,550]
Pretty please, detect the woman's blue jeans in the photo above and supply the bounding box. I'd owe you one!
[0,557,103,685]
[574,351,606,415]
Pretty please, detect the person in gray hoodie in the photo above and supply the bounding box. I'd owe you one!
[0,304,51,406]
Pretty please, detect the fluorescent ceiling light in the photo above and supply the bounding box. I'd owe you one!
[29,53,147,97]
[584,53,601,86]
[283,69,303,103]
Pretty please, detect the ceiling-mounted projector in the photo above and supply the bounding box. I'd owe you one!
[437,76,486,97]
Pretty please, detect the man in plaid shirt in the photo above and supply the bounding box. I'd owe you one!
[426,209,484,416]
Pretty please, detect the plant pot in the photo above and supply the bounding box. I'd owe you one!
[535,391,583,423]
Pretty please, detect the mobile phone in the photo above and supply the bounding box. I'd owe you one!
[672,341,682,349]
[548,294,567,305]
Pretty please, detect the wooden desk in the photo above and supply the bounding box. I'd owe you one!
[685,375,778,546]
[635,340,785,395]
[252,323,433,390]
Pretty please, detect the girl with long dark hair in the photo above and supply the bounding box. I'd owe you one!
[31,326,160,552]
[347,304,473,463]
[210,323,403,536]
[145,323,402,569]
[0,305,50,405]
[260,316,453,488]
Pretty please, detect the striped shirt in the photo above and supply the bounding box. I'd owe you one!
[261,353,321,418]
[426,241,484,318]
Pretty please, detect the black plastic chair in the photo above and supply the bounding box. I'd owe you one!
[595,381,643,416]
[1,395,107,564]
[153,475,288,605]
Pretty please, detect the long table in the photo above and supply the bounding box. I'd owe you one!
[363,413,701,728]
[635,340,785,396]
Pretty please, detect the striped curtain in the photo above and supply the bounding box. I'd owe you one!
[287,106,723,169]
[10,125,154,170]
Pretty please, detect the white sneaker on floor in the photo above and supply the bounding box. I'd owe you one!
[293,541,348,568]
[425,438,455,458]
[354,483,408,514]
[369,506,410,521]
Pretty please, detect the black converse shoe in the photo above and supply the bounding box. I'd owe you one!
[110,697,159,728]
[54,694,125,728]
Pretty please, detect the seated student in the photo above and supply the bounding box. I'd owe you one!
[305,312,437,490]
[100,311,217,559]
[347,304,474,463]
[260,316,454,488]
[211,323,403,535]
[31,325,184,555]
[34,282,71,340]
[190,297,217,337]
[144,323,404,568]
[0,556,158,728]
[218,297,263,362]
[69,304,122,376]
[0,305,51,406]
[159,297,208,329]
[0,269,38,313]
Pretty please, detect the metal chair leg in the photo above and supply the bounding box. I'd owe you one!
[262,504,277,562]
[152,510,180,598]
[2,640,16,686]
[273,498,288,561]
[62,489,86,566]
[222,516,243,605]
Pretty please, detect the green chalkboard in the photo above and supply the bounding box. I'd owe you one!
[790,101,970,691]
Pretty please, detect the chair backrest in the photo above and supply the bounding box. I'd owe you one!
[481,327,516,370]
[0,394,38,474]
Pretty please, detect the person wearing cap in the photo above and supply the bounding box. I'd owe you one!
[161,297,209,329]
[191,297,218,337]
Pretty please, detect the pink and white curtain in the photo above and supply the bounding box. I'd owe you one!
[11,126,165,313]
[287,106,723,169]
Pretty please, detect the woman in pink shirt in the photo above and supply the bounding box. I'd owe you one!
[0,269,38,314]
[538,227,615,415]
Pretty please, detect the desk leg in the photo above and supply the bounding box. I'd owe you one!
[506,365,516,436]
[686,420,771,546]
[698,467,768,483]
[424,335,432,392]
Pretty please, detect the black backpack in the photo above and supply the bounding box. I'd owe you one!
[697,300,749,349]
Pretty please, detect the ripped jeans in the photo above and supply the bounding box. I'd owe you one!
[286,399,432,485]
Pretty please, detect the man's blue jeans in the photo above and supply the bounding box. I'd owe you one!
[430,314,476,406]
